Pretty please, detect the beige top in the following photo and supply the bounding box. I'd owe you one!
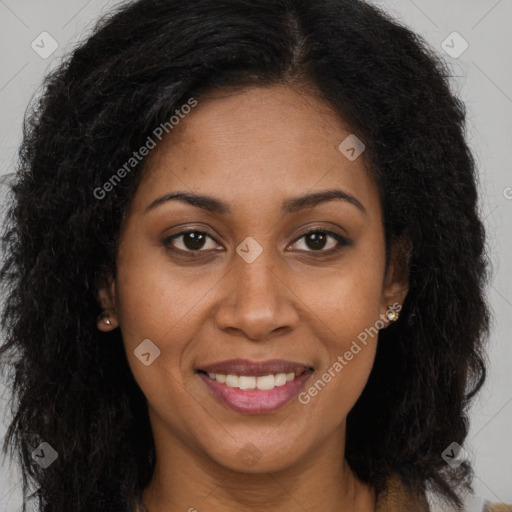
[376,474,512,512]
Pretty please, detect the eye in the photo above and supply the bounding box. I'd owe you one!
[163,228,349,257]
[163,230,221,254]
[288,229,349,253]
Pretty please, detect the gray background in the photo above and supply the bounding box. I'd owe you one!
[0,0,511,510]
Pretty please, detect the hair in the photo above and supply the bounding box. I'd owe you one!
[0,0,490,510]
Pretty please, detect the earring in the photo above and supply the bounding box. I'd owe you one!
[97,312,112,325]
[386,305,400,322]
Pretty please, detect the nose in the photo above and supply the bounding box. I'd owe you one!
[213,251,300,342]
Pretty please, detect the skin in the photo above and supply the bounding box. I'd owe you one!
[97,84,409,512]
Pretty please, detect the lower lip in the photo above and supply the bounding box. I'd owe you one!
[198,371,313,414]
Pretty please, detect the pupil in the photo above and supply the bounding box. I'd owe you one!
[184,232,206,250]
[306,232,326,250]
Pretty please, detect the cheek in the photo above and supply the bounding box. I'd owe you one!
[294,246,385,417]
[114,261,200,427]
[113,249,198,389]
[115,242,216,346]
[297,287,380,429]
[295,244,385,342]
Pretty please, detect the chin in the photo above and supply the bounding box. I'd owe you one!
[207,439,305,474]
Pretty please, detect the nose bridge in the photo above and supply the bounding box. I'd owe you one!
[237,251,277,300]
[233,242,281,314]
[234,233,279,291]
[213,239,298,340]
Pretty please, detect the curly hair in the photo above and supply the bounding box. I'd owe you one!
[0,0,490,510]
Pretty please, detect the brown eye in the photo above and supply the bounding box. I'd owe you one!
[163,230,220,253]
[304,232,329,250]
[289,229,349,253]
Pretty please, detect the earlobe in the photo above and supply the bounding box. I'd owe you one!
[96,311,119,332]
[95,273,119,332]
[381,236,412,324]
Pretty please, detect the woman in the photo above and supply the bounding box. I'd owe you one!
[0,0,497,510]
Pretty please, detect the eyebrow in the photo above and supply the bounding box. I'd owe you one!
[144,188,366,215]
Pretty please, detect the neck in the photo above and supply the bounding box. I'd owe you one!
[141,410,376,512]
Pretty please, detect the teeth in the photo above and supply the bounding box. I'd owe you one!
[238,375,256,390]
[206,372,298,390]
[255,374,276,390]
[225,374,239,388]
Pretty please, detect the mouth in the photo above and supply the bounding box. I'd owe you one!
[196,359,314,414]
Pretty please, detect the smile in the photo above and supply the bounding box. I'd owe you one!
[197,368,313,414]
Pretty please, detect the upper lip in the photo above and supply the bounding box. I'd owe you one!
[198,359,313,376]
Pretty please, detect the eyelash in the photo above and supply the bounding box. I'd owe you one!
[163,228,349,257]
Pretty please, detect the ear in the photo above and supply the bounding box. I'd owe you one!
[95,270,119,332]
[380,236,412,324]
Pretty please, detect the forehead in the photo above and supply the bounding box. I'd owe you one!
[133,84,380,220]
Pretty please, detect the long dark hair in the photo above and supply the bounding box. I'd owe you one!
[0,0,490,510]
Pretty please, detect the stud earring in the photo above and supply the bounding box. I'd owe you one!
[386,305,400,322]
[97,312,112,325]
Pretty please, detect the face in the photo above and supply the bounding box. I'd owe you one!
[97,84,408,474]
